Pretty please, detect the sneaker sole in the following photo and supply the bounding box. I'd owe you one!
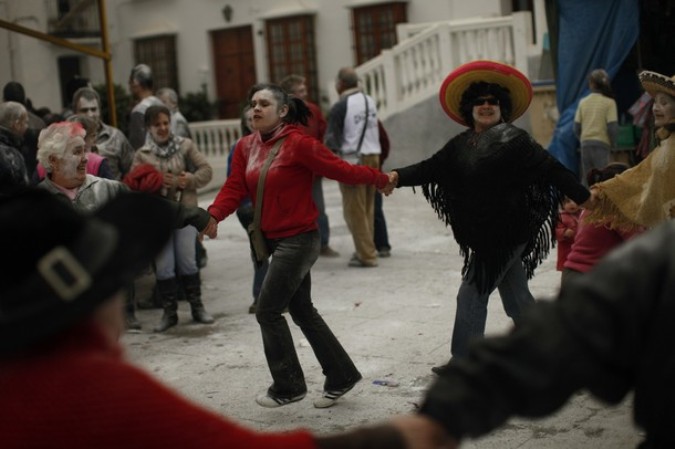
[256,393,306,408]
[313,378,361,408]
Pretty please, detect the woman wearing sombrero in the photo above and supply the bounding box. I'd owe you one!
[585,70,675,229]
[382,60,590,370]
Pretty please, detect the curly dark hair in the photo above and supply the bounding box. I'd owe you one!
[586,162,628,186]
[458,82,513,128]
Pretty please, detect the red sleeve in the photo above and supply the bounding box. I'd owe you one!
[81,361,319,449]
[295,136,389,189]
[555,215,567,242]
[555,212,578,242]
[306,102,327,142]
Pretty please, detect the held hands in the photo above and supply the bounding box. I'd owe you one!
[379,171,399,196]
[579,188,598,210]
[201,216,219,240]
[390,415,458,449]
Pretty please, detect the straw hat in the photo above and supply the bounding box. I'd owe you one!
[439,60,533,126]
[0,189,174,355]
[639,70,675,98]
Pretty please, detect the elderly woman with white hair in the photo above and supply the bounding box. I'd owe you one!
[36,121,213,331]
[36,121,124,212]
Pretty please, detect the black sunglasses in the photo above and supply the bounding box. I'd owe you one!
[472,97,499,106]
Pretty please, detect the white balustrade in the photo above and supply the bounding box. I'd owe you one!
[189,119,241,160]
[358,12,533,120]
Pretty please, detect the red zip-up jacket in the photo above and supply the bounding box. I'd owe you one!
[208,124,389,239]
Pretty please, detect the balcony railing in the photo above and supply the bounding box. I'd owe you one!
[189,119,241,160]
[356,12,533,120]
[46,0,100,39]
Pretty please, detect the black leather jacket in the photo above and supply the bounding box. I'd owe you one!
[420,221,675,448]
[0,126,28,190]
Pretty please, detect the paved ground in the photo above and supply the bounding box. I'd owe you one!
[124,174,643,448]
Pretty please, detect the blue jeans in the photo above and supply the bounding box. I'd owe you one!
[451,244,535,358]
[256,231,361,398]
[155,225,199,280]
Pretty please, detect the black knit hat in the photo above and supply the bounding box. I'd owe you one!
[0,189,174,355]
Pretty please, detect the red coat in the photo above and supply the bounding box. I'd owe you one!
[303,101,327,142]
[555,209,580,271]
[564,209,642,273]
[208,124,388,239]
[0,323,316,449]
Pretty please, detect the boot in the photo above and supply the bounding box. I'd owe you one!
[125,283,142,331]
[182,273,214,324]
[154,277,179,332]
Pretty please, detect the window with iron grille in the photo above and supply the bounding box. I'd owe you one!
[352,2,407,65]
[134,35,179,93]
[266,15,319,103]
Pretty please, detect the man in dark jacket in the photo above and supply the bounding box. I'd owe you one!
[3,81,46,179]
[419,221,675,448]
[0,101,30,190]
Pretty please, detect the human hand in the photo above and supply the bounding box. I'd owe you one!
[580,189,597,210]
[390,415,458,449]
[163,172,176,189]
[201,216,219,239]
[380,171,399,196]
[176,171,189,190]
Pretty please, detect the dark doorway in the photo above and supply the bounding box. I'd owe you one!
[614,0,675,120]
[58,56,81,109]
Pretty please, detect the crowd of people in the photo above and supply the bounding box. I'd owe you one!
[1,59,675,448]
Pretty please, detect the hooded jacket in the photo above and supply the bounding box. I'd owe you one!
[208,124,388,239]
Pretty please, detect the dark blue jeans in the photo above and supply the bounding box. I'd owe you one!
[312,177,330,247]
[451,244,535,358]
[374,190,390,251]
[236,205,269,300]
[256,230,361,398]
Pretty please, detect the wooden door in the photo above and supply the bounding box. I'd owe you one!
[211,26,256,119]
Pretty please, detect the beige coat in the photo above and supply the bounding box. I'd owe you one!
[132,137,212,207]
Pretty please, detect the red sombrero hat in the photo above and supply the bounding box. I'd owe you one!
[439,60,533,126]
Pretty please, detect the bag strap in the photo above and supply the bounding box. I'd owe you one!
[252,137,286,235]
[355,92,369,154]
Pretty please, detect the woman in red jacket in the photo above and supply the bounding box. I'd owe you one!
[204,83,393,409]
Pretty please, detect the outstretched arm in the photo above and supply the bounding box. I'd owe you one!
[420,222,675,441]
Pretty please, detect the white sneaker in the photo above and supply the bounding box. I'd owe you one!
[255,392,306,408]
[313,379,361,408]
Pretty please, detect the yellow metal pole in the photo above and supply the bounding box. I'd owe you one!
[97,0,117,127]
[0,1,117,126]
[0,18,109,59]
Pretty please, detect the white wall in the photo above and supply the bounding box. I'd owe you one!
[0,0,540,115]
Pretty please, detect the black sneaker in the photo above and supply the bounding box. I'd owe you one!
[431,361,451,375]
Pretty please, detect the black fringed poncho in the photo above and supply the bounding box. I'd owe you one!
[395,123,589,292]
